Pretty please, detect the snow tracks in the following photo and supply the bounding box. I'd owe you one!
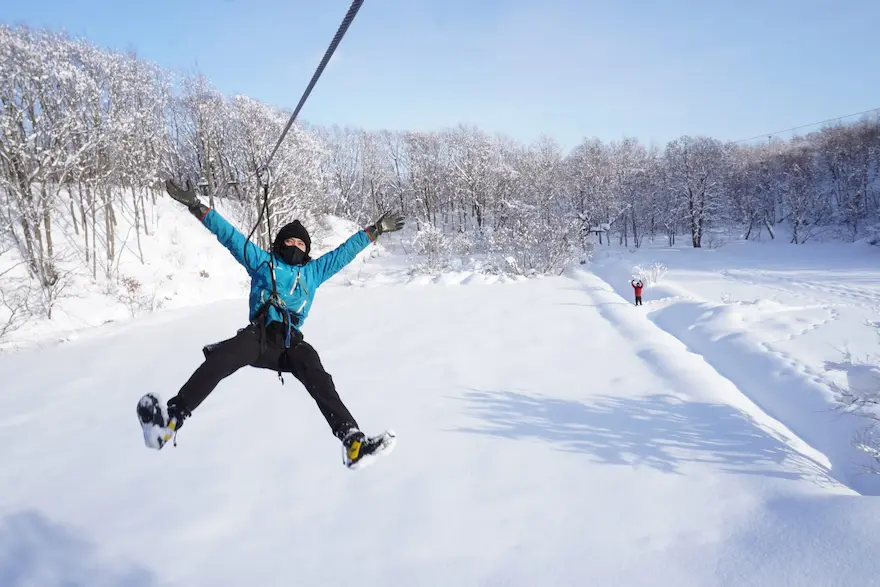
[570,268,863,494]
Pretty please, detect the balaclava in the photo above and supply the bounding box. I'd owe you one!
[272,220,311,266]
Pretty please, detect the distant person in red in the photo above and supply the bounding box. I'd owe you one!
[631,279,643,306]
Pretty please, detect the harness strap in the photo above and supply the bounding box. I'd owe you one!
[251,293,298,384]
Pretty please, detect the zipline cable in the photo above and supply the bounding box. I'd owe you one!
[264,0,365,172]
[242,0,366,285]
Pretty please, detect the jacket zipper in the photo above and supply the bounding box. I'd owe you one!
[289,269,310,295]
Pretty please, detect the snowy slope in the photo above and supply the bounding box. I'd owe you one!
[591,239,880,495]
[2,243,880,586]
[0,195,510,352]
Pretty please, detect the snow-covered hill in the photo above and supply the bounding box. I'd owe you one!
[2,216,880,586]
[1,198,383,347]
[0,196,528,351]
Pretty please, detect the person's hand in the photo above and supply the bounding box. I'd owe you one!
[165,179,198,206]
[366,211,405,240]
[165,179,208,219]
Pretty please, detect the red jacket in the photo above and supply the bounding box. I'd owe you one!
[631,281,643,295]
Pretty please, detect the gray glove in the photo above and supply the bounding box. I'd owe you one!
[165,179,209,219]
[366,211,405,240]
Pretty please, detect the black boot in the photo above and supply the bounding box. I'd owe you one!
[166,397,191,432]
[137,393,186,449]
[341,428,396,469]
[342,429,366,465]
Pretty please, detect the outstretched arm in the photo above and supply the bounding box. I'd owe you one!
[202,209,271,274]
[311,230,372,285]
[164,179,270,274]
[311,211,406,285]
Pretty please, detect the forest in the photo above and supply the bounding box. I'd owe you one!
[2,23,879,318]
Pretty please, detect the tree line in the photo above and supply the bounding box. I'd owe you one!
[2,23,879,323]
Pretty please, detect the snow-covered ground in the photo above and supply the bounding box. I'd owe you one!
[2,209,880,586]
[591,237,880,495]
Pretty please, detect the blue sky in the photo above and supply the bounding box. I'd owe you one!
[2,0,878,152]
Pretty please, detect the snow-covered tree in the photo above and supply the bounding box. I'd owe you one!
[663,136,728,248]
[3,20,880,311]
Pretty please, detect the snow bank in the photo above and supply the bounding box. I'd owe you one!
[589,239,880,494]
[0,194,538,351]
[0,198,384,350]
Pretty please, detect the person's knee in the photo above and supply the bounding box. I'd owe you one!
[307,369,335,393]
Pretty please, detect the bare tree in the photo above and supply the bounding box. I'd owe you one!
[664,136,728,247]
[773,141,828,243]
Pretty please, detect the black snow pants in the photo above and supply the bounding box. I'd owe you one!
[171,321,358,440]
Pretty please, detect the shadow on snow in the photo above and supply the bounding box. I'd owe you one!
[0,510,158,587]
[453,388,835,484]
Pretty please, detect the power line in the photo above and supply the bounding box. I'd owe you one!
[732,106,880,144]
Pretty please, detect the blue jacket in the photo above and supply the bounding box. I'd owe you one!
[201,209,372,331]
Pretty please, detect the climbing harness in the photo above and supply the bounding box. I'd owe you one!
[241,0,365,332]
